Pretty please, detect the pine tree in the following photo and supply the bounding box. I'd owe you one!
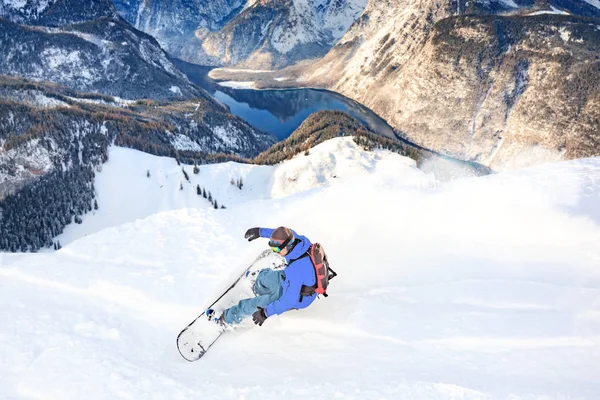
[221,205,226,209]
[203,188,207,199]
[238,177,244,190]
[196,184,201,195]
[147,170,150,178]
[193,164,200,174]
[94,199,98,210]
[180,182,184,191]
[230,178,235,186]
[213,200,218,209]
[208,192,213,203]
[182,167,189,182]
[57,241,62,250]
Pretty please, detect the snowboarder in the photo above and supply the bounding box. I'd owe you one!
[207,226,319,327]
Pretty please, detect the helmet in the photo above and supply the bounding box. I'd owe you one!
[269,226,295,253]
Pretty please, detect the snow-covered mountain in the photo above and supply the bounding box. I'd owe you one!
[1,137,599,398]
[112,0,368,68]
[0,0,118,26]
[0,0,203,100]
[0,75,275,251]
[299,0,600,171]
[212,0,600,170]
[110,0,246,65]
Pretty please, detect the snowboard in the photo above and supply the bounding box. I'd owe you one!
[176,249,283,362]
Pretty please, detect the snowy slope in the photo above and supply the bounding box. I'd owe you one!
[57,138,432,246]
[1,138,600,399]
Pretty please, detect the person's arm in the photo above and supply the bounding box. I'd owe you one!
[259,227,275,238]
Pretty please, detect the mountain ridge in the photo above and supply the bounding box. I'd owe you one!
[112,0,368,68]
[211,1,600,170]
[0,74,276,251]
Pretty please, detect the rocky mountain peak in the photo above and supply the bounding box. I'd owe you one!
[111,0,368,67]
[282,0,600,170]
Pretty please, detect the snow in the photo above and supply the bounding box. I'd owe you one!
[0,138,54,195]
[32,92,69,108]
[70,32,108,49]
[42,48,82,69]
[138,39,184,79]
[498,0,518,8]
[584,0,600,10]
[242,0,260,11]
[528,6,571,16]
[2,137,600,399]
[210,123,242,148]
[271,17,314,54]
[169,86,182,95]
[3,0,27,9]
[213,68,274,74]
[39,47,97,83]
[63,96,136,108]
[112,96,136,105]
[171,133,203,152]
[559,27,572,42]
[217,81,257,89]
[57,138,427,245]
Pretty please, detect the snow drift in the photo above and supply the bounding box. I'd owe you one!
[1,137,599,399]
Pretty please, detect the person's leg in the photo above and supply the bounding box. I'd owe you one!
[253,268,285,296]
[222,269,283,324]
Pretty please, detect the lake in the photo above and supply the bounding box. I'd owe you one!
[173,58,491,179]
[172,59,396,141]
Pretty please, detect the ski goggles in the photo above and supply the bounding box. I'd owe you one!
[269,236,292,253]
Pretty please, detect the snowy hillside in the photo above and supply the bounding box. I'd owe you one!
[0,0,204,100]
[2,137,600,399]
[57,137,430,246]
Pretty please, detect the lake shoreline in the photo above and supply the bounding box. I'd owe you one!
[173,59,492,179]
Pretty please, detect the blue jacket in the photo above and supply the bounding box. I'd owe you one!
[259,227,317,317]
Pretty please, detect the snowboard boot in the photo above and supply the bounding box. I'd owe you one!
[205,309,227,329]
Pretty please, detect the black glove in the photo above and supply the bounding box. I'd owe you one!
[252,307,268,326]
[245,227,260,242]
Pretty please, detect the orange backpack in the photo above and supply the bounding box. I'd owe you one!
[298,243,337,298]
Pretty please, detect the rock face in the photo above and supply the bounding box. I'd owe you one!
[112,0,368,68]
[292,0,600,170]
[0,0,204,100]
[111,0,245,66]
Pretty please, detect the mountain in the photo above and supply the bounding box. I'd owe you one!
[112,0,368,68]
[110,0,246,65]
[218,0,600,170]
[252,110,491,180]
[0,75,276,251]
[0,0,118,26]
[0,0,203,100]
[1,137,599,398]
